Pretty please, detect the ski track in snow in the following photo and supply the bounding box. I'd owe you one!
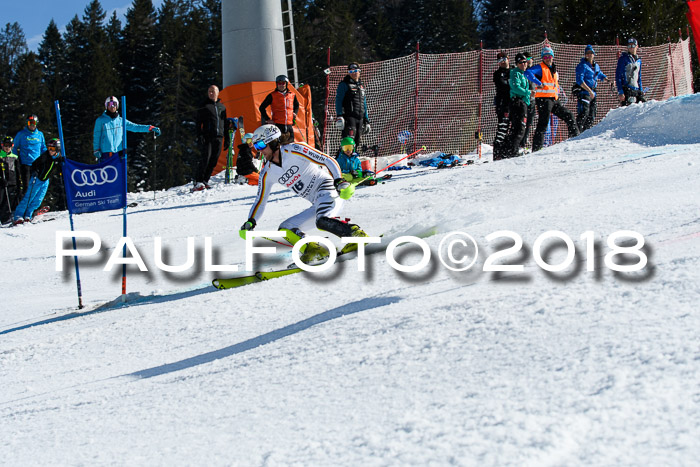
[1,94,699,465]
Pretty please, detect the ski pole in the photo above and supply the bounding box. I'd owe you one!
[152,131,157,201]
[1,162,13,221]
[375,146,426,174]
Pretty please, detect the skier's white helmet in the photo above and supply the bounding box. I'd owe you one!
[105,96,119,109]
[252,124,282,150]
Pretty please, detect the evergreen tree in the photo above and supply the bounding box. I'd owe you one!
[155,0,199,189]
[556,0,620,45]
[625,0,689,46]
[60,15,88,160]
[38,20,65,106]
[0,22,28,133]
[121,0,159,190]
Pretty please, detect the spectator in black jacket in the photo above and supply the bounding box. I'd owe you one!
[195,85,229,190]
[493,51,511,160]
[335,62,371,148]
[1,136,22,224]
[235,133,260,186]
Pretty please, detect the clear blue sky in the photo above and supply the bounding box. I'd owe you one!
[5,0,164,51]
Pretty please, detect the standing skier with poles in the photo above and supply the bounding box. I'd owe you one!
[239,125,369,265]
[13,138,62,224]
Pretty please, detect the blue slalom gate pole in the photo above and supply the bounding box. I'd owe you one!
[121,96,128,301]
[55,100,84,309]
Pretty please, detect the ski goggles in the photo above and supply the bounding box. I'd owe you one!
[27,118,38,126]
[341,144,355,152]
[253,140,267,151]
[348,67,360,73]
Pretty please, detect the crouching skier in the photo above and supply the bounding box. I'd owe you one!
[239,124,369,265]
[13,138,61,224]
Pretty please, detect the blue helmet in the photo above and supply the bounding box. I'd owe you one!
[585,44,595,55]
[541,46,554,58]
[628,38,638,47]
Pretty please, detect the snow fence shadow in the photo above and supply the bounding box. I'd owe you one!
[127,295,402,380]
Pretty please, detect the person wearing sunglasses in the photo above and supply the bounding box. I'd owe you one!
[492,51,511,160]
[0,136,22,225]
[94,96,160,165]
[13,114,47,196]
[239,124,369,265]
[258,74,299,143]
[505,53,532,158]
[335,62,371,149]
[615,38,646,106]
[12,138,62,225]
[525,46,580,152]
[234,132,260,186]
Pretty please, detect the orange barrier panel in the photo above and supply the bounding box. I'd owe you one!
[214,81,315,176]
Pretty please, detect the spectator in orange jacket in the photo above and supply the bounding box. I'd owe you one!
[259,75,299,142]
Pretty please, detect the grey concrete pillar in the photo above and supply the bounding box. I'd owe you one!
[222,0,288,87]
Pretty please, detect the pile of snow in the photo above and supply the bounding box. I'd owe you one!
[580,93,700,146]
[1,96,699,464]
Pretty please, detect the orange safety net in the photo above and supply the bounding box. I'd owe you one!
[323,39,694,158]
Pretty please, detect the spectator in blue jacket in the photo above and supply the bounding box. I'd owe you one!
[616,38,646,106]
[575,45,609,132]
[14,114,46,195]
[93,96,160,162]
[336,136,363,180]
[13,138,61,224]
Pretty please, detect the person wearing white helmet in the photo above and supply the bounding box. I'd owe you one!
[235,132,260,186]
[239,124,369,264]
[93,95,160,163]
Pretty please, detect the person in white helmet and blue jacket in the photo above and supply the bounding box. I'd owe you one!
[93,95,160,163]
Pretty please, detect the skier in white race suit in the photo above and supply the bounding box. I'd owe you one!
[239,124,369,264]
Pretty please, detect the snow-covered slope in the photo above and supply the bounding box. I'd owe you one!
[1,94,699,465]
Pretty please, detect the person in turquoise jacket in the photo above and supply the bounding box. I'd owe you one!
[93,96,160,162]
[336,136,363,180]
[14,114,47,195]
[13,138,61,224]
[506,53,532,158]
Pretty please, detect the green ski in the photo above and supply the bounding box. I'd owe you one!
[212,224,439,290]
[212,267,303,289]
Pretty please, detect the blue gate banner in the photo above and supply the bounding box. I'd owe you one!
[62,154,127,214]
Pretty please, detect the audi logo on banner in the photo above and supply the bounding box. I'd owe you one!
[71,166,119,187]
